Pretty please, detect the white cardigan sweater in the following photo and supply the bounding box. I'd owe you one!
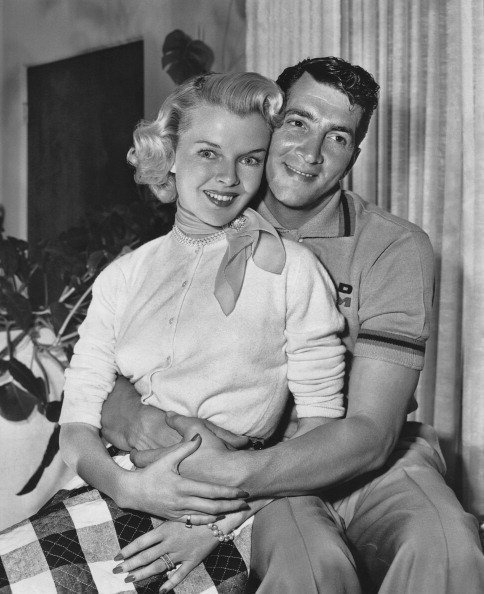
[60,226,346,439]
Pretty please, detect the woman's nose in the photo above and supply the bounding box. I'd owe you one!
[296,137,324,164]
[216,161,240,186]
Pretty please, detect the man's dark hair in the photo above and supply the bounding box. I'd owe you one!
[276,56,380,146]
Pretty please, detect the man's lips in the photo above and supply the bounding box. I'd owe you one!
[284,163,318,179]
[203,190,238,207]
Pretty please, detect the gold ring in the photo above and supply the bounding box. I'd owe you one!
[160,553,175,571]
[184,515,192,529]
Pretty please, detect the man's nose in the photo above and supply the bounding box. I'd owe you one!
[296,136,324,164]
[216,161,240,186]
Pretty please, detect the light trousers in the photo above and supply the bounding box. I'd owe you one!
[248,423,484,593]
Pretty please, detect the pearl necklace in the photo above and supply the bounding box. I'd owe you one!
[172,215,247,247]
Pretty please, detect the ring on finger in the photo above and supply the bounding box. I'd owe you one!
[184,514,192,529]
[160,553,175,572]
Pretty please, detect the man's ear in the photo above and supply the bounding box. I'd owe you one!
[343,147,360,178]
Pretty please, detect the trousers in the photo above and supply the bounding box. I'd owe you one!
[248,423,484,593]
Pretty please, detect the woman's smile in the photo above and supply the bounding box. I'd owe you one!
[203,190,239,207]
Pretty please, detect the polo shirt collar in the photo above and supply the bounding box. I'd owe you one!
[257,189,355,238]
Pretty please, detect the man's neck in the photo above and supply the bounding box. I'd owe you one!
[262,189,338,230]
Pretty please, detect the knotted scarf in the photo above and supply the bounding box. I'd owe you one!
[174,203,286,315]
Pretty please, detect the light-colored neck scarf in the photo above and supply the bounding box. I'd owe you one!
[174,203,286,315]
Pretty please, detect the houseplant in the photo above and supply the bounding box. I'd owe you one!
[0,197,174,503]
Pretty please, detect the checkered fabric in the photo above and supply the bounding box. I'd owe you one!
[0,485,251,593]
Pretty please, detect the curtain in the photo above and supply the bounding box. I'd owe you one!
[247,0,484,517]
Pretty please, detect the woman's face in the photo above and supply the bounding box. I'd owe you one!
[173,104,271,227]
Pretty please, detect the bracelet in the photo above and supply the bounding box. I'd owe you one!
[207,522,235,542]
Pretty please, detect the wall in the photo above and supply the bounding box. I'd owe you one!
[1,0,246,238]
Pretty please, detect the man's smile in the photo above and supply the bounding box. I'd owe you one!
[284,163,318,179]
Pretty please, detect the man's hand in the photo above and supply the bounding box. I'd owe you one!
[124,434,250,522]
[133,360,421,499]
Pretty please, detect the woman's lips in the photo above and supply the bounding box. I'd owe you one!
[204,190,238,207]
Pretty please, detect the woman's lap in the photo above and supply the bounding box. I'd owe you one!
[0,484,250,593]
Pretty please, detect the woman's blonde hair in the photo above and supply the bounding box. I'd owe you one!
[127,72,283,202]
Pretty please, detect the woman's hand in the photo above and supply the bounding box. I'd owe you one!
[123,434,249,523]
[112,519,221,591]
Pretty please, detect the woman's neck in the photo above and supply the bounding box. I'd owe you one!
[174,203,223,237]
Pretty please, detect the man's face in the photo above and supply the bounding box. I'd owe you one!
[265,72,363,212]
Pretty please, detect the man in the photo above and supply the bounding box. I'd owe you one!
[102,57,484,592]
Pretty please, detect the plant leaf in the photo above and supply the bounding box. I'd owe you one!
[8,357,46,402]
[161,29,214,84]
[0,239,20,277]
[17,425,60,495]
[0,279,33,330]
[0,381,37,421]
[49,301,71,334]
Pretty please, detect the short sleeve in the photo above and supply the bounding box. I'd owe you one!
[59,261,126,428]
[284,245,346,418]
[355,230,434,369]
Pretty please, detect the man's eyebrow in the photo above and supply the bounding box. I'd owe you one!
[331,125,354,138]
[284,108,316,122]
[284,110,355,139]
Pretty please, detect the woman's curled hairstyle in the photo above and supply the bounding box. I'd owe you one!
[127,72,283,202]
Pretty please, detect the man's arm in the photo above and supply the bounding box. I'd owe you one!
[101,377,251,451]
[170,357,419,497]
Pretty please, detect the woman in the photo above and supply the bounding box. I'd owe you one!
[4,72,345,593]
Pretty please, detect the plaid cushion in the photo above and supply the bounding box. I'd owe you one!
[0,485,251,593]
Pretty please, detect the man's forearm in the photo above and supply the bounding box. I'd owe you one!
[178,359,418,498]
[185,414,385,498]
[101,377,181,450]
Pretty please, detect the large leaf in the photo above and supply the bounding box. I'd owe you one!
[162,29,214,84]
[0,381,37,421]
[0,278,33,330]
[0,239,20,277]
[17,425,60,495]
[8,357,47,403]
[49,300,71,335]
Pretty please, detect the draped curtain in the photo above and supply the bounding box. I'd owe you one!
[247,0,484,516]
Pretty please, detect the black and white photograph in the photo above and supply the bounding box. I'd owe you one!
[0,1,483,592]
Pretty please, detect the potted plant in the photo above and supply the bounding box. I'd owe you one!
[0,197,174,528]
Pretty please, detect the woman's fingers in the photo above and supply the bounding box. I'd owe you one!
[159,561,193,592]
[176,495,249,518]
[120,525,166,560]
[178,476,249,501]
[122,556,175,583]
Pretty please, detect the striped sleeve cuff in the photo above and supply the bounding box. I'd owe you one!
[354,330,426,370]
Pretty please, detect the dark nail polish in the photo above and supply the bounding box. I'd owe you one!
[240,502,251,510]
[237,490,250,498]
[190,433,201,441]
[112,565,123,574]
[125,574,136,583]
[215,515,226,521]
[114,553,123,562]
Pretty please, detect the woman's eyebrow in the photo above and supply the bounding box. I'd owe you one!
[194,140,221,147]
[194,141,267,154]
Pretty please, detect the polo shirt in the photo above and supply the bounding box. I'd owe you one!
[258,190,434,383]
